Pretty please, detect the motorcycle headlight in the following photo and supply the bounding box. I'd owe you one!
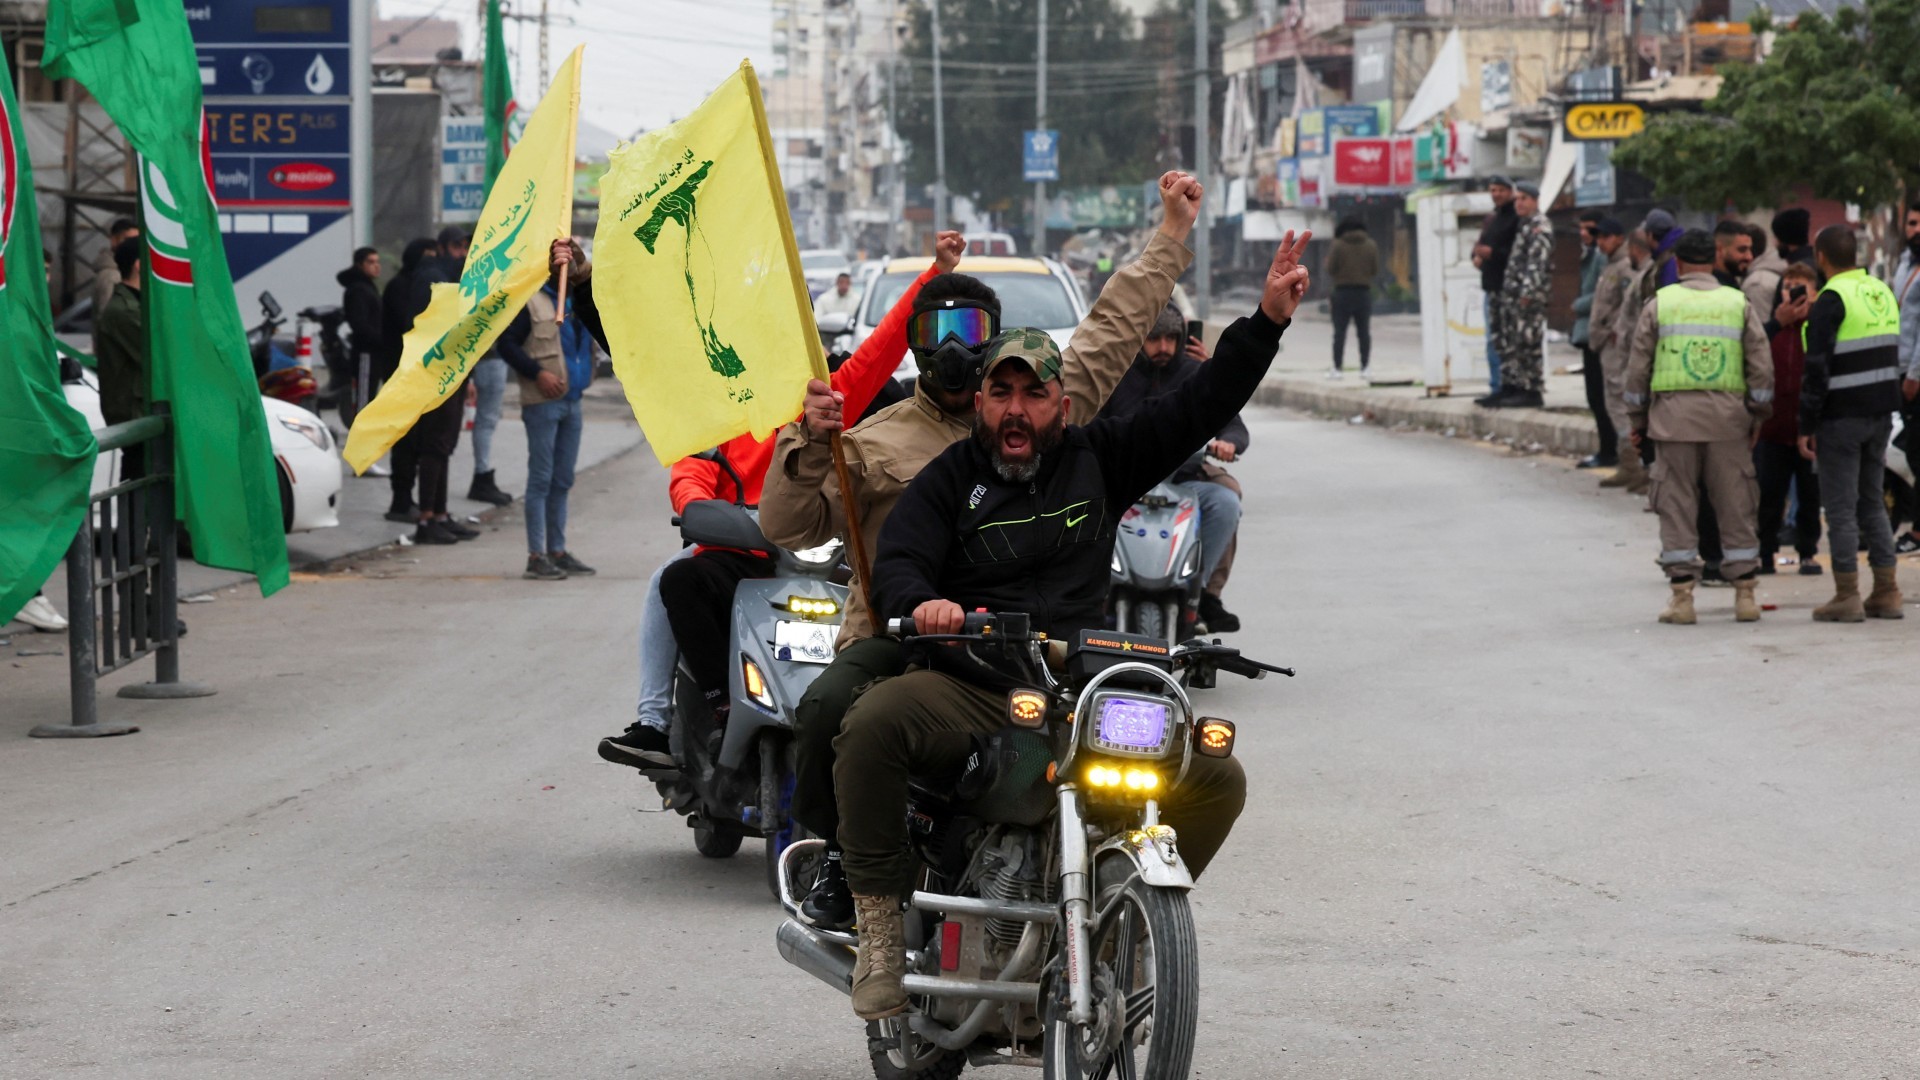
[277,413,331,451]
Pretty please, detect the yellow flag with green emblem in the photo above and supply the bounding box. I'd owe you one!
[594,61,827,466]
[343,46,583,474]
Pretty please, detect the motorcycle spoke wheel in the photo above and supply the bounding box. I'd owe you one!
[864,1017,967,1080]
[1043,880,1198,1080]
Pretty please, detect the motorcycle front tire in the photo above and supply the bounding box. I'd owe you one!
[1041,879,1199,1080]
[865,1017,966,1080]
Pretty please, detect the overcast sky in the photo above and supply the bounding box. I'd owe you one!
[379,0,778,141]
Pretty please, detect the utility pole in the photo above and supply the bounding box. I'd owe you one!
[538,0,550,90]
[1031,0,1047,258]
[887,4,902,254]
[1193,0,1211,318]
[931,0,948,236]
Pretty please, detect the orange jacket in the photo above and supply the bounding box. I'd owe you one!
[668,265,936,512]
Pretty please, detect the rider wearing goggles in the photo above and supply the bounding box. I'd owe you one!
[906,300,1000,395]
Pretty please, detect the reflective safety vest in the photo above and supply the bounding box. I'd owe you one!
[1801,269,1902,406]
[1651,283,1748,393]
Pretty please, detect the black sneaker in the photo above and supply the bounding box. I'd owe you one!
[524,554,568,580]
[1799,560,1825,576]
[441,517,480,541]
[1898,533,1920,555]
[467,469,514,507]
[412,519,459,545]
[1576,454,1618,469]
[801,851,856,932]
[1497,389,1544,408]
[385,503,419,523]
[551,552,596,576]
[598,725,675,769]
[1197,592,1241,633]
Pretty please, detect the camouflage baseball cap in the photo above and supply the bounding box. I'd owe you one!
[979,328,1063,383]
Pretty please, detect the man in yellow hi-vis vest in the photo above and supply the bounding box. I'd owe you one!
[1798,224,1906,621]
[1624,229,1773,625]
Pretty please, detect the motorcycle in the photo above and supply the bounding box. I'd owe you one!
[774,611,1291,1078]
[294,304,352,418]
[247,292,320,411]
[1109,450,1218,650]
[641,451,849,897]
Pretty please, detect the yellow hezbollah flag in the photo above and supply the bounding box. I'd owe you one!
[594,61,826,466]
[343,47,583,473]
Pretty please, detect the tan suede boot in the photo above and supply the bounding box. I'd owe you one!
[1658,579,1697,625]
[1864,565,1905,619]
[1599,457,1644,489]
[1813,571,1866,623]
[850,894,908,1020]
[1733,578,1761,622]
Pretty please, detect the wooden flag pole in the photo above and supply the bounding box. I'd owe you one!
[553,266,570,323]
[828,430,877,621]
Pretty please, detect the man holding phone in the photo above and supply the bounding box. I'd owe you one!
[1754,262,1824,576]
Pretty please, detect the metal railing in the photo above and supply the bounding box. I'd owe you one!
[30,405,214,739]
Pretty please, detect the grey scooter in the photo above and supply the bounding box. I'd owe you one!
[643,455,849,898]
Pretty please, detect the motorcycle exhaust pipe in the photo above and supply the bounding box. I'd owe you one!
[776,919,854,997]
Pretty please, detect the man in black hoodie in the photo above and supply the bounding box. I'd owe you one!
[338,246,382,424]
[380,237,436,521]
[400,227,481,545]
[828,236,1309,1021]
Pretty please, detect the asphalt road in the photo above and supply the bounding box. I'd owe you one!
[3,406,1917,1079]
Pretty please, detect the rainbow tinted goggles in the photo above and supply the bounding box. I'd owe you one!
[906,303,999,353]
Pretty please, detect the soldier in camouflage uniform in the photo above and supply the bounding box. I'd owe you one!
[1489,180,1554,408]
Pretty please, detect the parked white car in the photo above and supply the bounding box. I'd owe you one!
[849,255,1090,384]
[799,248,853,299]
[61,368,342,533]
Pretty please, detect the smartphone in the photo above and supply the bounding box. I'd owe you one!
[1788,285,1808,303]
[1186,319,1204,345]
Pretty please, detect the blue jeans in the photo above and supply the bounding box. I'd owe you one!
[636,546,698,732]
[1483,294,1503,393]
[1191,479,1241,590]
[521,396,582,554]
[470,357,508,475]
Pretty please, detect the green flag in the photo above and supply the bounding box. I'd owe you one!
[483,0,519,198]
[44,0,290,597]
[0,47,98,624]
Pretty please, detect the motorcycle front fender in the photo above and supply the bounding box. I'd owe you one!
[1093,824,1193,891]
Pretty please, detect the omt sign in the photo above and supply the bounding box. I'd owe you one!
[1564,102,1646,141]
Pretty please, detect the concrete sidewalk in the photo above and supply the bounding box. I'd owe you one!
[1258,310,1606,457]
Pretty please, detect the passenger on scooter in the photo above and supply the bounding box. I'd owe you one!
[761,172,1207,932]
[592,232,969,769]
[833,233,1311,1021]
[1100,302,1250,633]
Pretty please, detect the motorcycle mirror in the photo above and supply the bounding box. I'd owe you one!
[258,291,283,319]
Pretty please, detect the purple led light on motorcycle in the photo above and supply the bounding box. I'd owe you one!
[906,306,996,351]
[1095,696,1170,751]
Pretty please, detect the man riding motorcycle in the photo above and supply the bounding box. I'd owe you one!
[591,232,968,766]
[759,172,1207,931]
[1101,302,1251,633]
[834,234,1311,1020]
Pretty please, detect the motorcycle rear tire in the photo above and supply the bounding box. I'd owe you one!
[864,1017,967,1080]
[1041,879,1199,1080]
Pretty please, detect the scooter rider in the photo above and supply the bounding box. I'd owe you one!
[1101,302,1250,633]
[592,232,967,767]
[834,235,1310,1021]
[760,172,1206,931]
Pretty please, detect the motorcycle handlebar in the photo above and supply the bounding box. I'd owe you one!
[887,613,997,638]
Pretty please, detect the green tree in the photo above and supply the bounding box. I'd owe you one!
[894,0,1166,211]
[1614,0,1920,211]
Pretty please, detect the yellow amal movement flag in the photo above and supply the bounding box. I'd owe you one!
[343,47,583,473]
[595,61,827,466]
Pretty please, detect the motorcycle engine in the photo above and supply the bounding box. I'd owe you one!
[972,830,1054,953]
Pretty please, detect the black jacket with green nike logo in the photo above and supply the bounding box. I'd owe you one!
[872,308,1288,686]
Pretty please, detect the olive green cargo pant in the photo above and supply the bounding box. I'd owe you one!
[834,670,1248,898]
[790,636,907,843]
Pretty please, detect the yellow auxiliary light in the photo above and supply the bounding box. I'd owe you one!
[785,595,840,619]
[1007,689,1048,729]
[1123,769,1160,792]
[742,658,773,708]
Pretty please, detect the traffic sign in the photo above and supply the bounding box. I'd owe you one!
[1024,130,1059,182]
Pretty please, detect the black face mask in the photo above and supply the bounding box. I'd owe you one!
[917,340,989,395]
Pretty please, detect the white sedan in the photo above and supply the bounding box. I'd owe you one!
[62,368,342,533]
[849,255,1090,385]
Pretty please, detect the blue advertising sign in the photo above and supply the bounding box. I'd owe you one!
[442,117,487,223]
[203,103,350,208]
[1322,106,1380,138]
[1024,130,1060,182]
[196,45,350,98]
[219,212,350,280]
